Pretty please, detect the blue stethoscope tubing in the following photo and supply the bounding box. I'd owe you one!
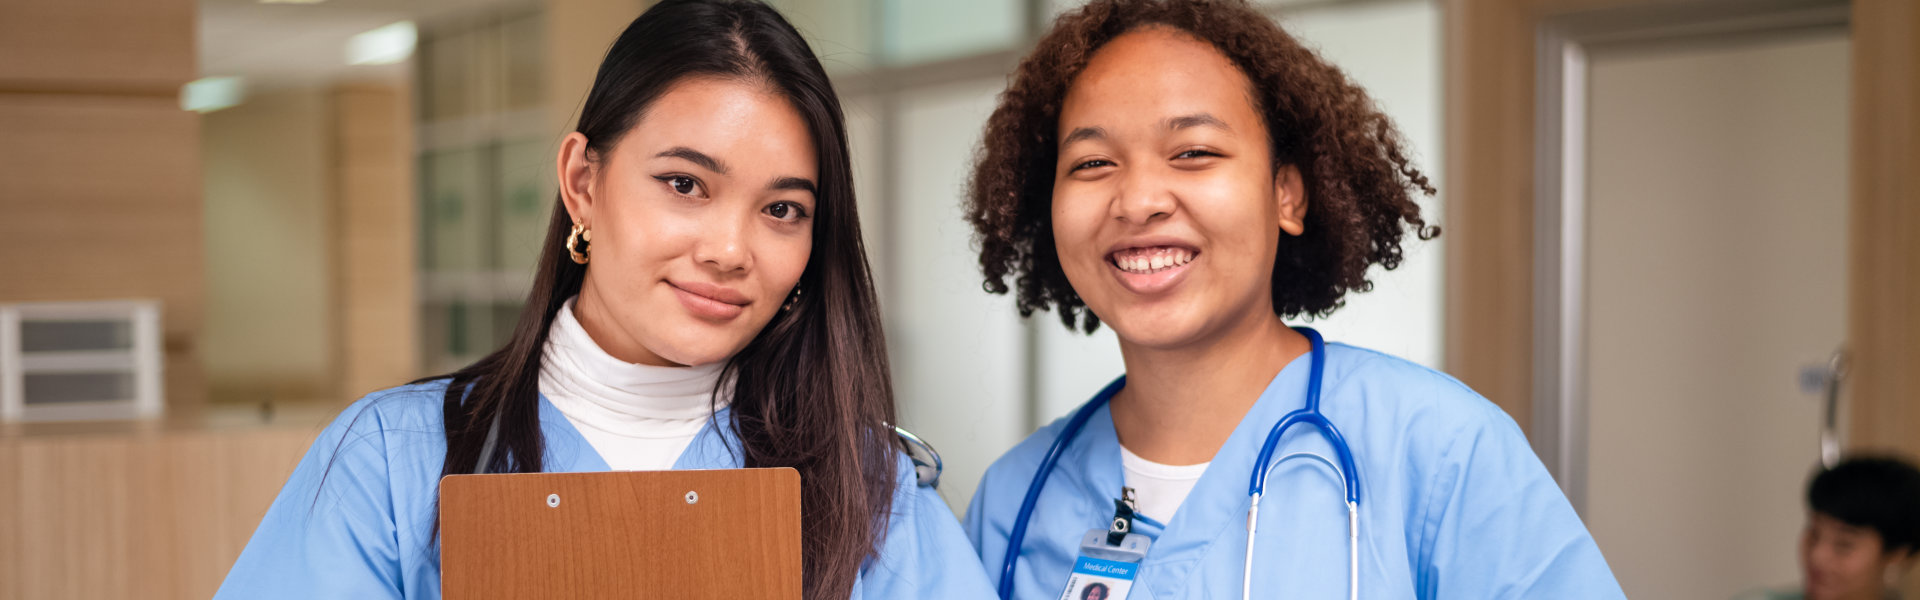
[997,326,1360,600]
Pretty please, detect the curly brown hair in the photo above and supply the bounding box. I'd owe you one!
[965,0,1438,333]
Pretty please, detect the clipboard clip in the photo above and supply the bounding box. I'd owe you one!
[893,426,943,489]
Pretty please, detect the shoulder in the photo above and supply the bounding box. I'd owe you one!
[867,449,999,595]
[1321,342,1518,434]
[305,379,457,471]
[1321,342,1479,404]
[326,380,455,436]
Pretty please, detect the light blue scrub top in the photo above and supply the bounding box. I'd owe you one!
[966,343,1627,599]
[217,379,995,599]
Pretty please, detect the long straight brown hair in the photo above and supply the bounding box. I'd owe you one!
[424,1,899,596]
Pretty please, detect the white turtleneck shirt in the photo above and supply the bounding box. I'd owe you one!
[538,297,728,471]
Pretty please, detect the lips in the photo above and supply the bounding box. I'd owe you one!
[668,280,750,321]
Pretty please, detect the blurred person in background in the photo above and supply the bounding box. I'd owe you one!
[1740,456,1920,600]
[213,1,993,598]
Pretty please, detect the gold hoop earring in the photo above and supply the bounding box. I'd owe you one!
[566,223,592,264]
[782,286,802,312]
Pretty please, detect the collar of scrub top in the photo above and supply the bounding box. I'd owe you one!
[996,326,1360,600]
[473,403,945,488]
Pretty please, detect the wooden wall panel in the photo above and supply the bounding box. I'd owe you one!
[139,435,232,598]
[0,427,318,600]
[333,84,421,399]
[545,0,656,133]
[1442,0,1537,426]
[0,94,206,410]
[17,437,134,598]
[1846,0,1920,457]
[1845,6,1920,595]
[0,0,196,93]
[0,441,17,600]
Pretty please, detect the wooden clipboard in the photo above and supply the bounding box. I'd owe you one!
[440,468,802,599]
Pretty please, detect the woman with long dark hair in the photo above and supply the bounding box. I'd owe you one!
[215,2,993,598]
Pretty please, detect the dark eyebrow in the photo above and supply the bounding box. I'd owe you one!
[1168,113,1230,132]
[1060,126,1108,147]
[770,176,817,195]
[656,146,727,174]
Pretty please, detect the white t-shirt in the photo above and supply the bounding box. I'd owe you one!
[538,297,728,471]
[1119,444,1211,522]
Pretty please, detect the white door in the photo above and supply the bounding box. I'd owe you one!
[1582,31,1850,598]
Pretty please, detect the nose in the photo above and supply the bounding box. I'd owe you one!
[1114,165,1176,225]
[693,211,752,273]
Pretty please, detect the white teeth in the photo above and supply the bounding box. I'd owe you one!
[1113,247,1196,274]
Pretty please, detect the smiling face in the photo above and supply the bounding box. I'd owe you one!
[558,76,818,367]
[1051,27,1306,351]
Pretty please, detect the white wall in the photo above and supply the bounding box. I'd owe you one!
[887,79,1034,509]
[1278,1,1444,369]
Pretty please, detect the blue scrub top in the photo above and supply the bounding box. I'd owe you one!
[966,343,1627,599]
[217,379,995,599]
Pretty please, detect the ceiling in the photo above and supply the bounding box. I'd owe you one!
[198,0,535,90]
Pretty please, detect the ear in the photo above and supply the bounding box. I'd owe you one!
[1274,163,1308,237]
[557,132,598,226]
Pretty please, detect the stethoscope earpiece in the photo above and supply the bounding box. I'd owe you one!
[895,425,944,489]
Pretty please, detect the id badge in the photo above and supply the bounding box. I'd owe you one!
[1058,529,1150,600]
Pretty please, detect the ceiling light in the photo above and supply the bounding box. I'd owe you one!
[180,77,245,113]
[346,21,417,66]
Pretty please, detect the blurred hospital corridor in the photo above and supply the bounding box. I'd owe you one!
[2,0,1918,598]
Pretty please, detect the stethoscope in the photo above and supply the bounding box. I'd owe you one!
[998,327,1360,600]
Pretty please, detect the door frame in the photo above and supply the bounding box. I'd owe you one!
[1527,0,1850,513]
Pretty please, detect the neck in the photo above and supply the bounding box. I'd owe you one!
[574,277,679,367]
[1109,309,1308,465]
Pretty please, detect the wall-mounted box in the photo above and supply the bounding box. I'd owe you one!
[0,300,164,422]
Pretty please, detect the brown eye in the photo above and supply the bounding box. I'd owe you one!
[654,174,704,197]
[765,201,807,222]
[1071,159,1113,173]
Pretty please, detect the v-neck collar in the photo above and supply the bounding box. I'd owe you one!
[1063,348,1321,595]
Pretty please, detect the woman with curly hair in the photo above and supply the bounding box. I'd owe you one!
[961,1,1623,598]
